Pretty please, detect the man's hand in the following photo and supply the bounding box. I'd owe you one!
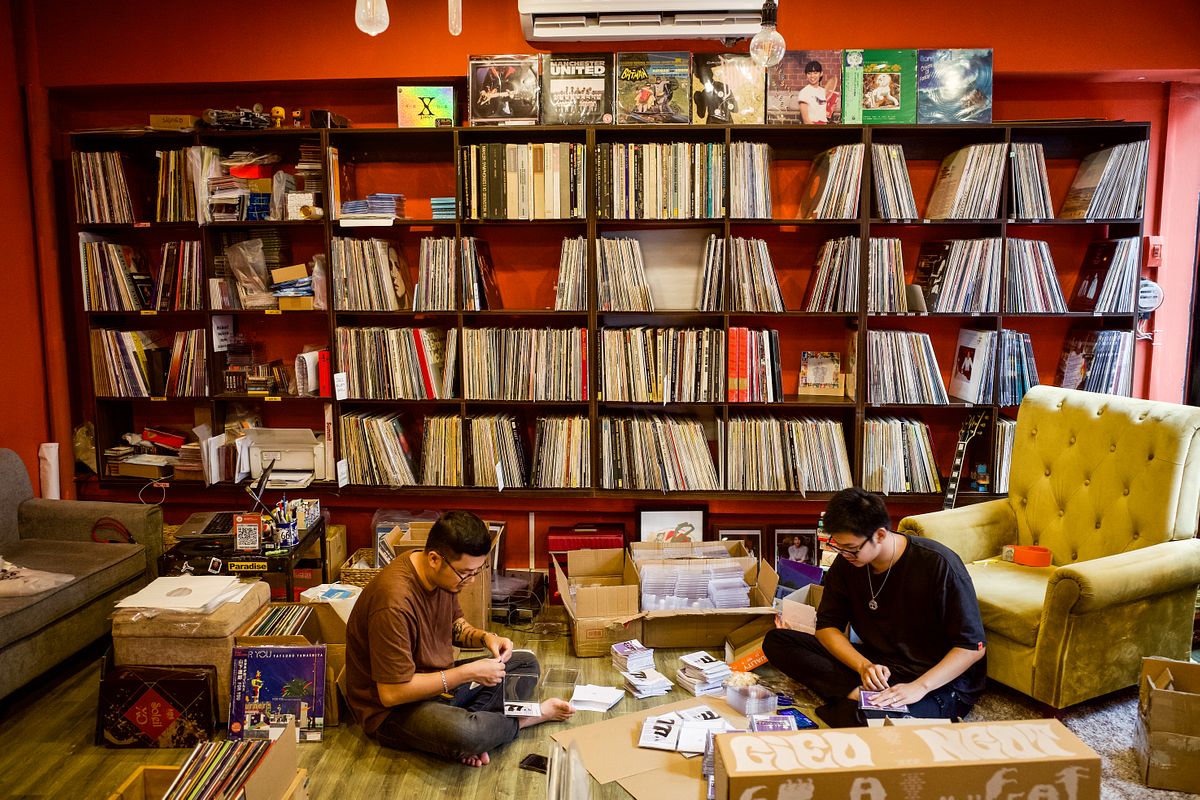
[859,662,891,691]
[466,657,506,687]
[484,632,514,663]
[869,681,928,709]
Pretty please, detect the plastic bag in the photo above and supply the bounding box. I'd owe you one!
[311,254,328,310]
[225,238,276,309]
[73,421,97,473]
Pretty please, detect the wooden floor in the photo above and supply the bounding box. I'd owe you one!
[0,609,818,800]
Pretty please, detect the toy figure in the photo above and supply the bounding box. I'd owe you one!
[270,106,285,129]
[292,109,304,127]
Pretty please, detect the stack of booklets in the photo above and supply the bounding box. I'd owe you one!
[909,239,1002,313]
[994,417,1017,494]
[78,235,148,311]
[554,237,587,311]
[160,739,273,799]
[173,442,204,481]
[871,143,919,219]
[597,237,654,311]
[698,234,725,311]
[729,142,772,219]
[421,414,464,486]
[531,416,590,488]
[726,327,782,403]
[1070,238,1139,313]
[867,330,949,405]
[611,639,655,673]
[639,706,732,756]
[804,236,861,313]
[339,192,406,221]
[469,414,525,488]
[926,143,1007,219]
[331,237,410,311]
[459,142,586,220]
[207,174,251,222]
[1005,239,1068,313]
[867,238,906,312]
[997,329,1039,407]
[413,237,456,311]
[622,668,674,699]
[750,714,800,732]
[596,141,724,220]
[462,327,586,401]
[335,326,456,400]
[430,197,455,220]
[460,237,501,311]
[798,144,864,219]
[1009,142,1054,220]
[1056,329,1134,396]
[155,147,197,222]
[1060,141,1148,219]
[862,417,942,494]
[727,237,786,312]
[295,140,324,196]
[339,411,417,486]
[726,417,853,493]
[601,327,725,403]
[599,415,720,491]
[244,604,313,637]
[677,652,732,697]
[72,150,136,224]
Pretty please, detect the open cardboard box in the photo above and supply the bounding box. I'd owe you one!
[638,556,779,650]
[714,718,1101,800]
[1135,656,1200,793]
[236,603,346,726]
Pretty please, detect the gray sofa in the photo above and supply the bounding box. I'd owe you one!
[0,448,162,701]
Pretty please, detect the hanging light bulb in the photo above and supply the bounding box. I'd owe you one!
[749,0,785,68]
[355,0,390,36]
[448,0,462,36]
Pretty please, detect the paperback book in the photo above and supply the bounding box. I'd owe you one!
[469,55,540,126]
[917,49,993,124]
[766,50,843,124]
[690,53,765,125]
[228,645,326,743]
[842,49,917,125]
[616,52,691,124]
[540,53,614,125]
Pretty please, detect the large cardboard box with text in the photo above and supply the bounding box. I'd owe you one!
[1134,656,1200,793]
[714,719,1101,800]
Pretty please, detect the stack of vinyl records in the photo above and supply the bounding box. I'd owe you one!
[1070,238,1139,313]
[867,330,949,404]
[1056,329,1134,396]
[90,329,162,397]
[601,327,725,403]
[871,143,919,219]
[596,141,725,220]
[798,144,864,220]
[726,417,853,493]
[78,235,147,311]
[909,239,1002,313]
[339,411,418,486]
[612,639,655,672]
[469,414,525,488]
[730,142,772,219]
[72,151,136,224]
[804,236,860,313]
[1009,142,1054,220]
[1005,239,1068,313]
[622,668,674,699]
[459,142,586,220]
[412,237,456,311]
[867,238,906,312]
[155,241,204,311]
[996,329,1039,407]
[698,234,725,311]
[677,652,732,697]
[554,237,587,311]
[165,329,208,397]
[421,414,464,486]
[862,417,942,494]
[336,327,456,400]
[460,237,500,311]
[926,143,1007,219]
[161,739,273,800]
[245,604,313,637]
[727,237,786,312]
[531,416,590,489]
[462,327,586,401]
[1060,141,1148,220]
[994,417,1017,494]
[597,237,654,311]
[331,237,408,311]
[726,328,782,403]
[599,415,720,491]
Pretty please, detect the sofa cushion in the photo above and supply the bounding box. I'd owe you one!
[0,539,145,649]
[966,560,1054,647]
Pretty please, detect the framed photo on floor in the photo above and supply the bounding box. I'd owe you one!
[638,508,706,543]
[715,528,763,560]
[774,528,820,567]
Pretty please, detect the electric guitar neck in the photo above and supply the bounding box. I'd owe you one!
[943,412,988,511]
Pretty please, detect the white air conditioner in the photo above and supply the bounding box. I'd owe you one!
[519,0,767,42]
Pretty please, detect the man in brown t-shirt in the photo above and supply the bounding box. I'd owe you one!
[346,510,573,766]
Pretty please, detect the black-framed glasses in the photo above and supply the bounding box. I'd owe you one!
[825,538,870,556]
[435,552,489,584]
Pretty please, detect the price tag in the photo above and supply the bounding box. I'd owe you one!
[922,219,931,224]
[265,396,282,402]
[151,396,167,402]
[139,310,158,316]
[152,481,170,488]
[334,372,349,400]
[337,459,350,488]
[134,222,150,228]
[265,309,282,315]
[1085,219,1095,224]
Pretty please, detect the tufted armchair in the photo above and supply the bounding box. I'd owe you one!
[899,386,1200,708]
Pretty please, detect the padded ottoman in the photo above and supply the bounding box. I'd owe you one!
[112,580,270,723]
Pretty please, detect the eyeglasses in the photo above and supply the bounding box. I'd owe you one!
[436,552,489,584]
[825,538,870,556]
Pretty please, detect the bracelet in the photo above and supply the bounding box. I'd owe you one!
[440,670,449,693]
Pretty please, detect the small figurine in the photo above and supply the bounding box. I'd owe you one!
[270,106,285,129]
[292,108,304,127]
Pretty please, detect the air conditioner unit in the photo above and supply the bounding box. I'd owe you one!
[519,0,767,42]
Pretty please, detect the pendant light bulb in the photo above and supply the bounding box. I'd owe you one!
[749,0,785,68]
[448,0,463,36]
[355,0,390,36]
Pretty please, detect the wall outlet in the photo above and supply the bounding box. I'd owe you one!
[1146,235,1164,268]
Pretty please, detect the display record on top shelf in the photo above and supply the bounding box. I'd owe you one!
[1009,142,1054,220]
[615,51,692,124]
[1070,238,1139,313]
[1004,239,1068,313]
[925,143,1006,219]
[766,50,844,125]
[469,54,541,126]
[871,143,919,219]
[804,236,861,313]
[690,53,765,125]
[726,417,853,493]
[862,416,942,494]
[842,49,918,125]
[917,49,994,125]
[798,144,863,220]
[1059,141,1148,220]
[540,53,615,125]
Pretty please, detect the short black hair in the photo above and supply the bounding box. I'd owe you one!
[824,488,890,540]
[426,510,492,558]
[804,60,823,73]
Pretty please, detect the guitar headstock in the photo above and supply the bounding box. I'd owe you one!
[959,411,988,443]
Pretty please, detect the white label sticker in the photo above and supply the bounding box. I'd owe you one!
[334,372,349,400]
[336,459,350,488]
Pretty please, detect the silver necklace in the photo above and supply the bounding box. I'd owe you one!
[866,535,896,611]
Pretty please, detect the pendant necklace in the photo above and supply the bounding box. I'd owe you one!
[866,534,896,611]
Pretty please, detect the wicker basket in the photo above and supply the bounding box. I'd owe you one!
[340,548,382,587]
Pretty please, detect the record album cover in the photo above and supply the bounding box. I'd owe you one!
[396,86,456,128]
[691,53,765,125]
[616,52,691,124]
[767,50,843,124]
[469,55,540,126]
[229,645,326,742]
[541,53,614,125]
[842,49,917,125]
[918,49,993,124]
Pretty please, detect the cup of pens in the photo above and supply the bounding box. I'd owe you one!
[277,518,299,548]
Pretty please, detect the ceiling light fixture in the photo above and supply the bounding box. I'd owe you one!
[448,0,462,35]
[749,0,785,68]
[355,0,390,36]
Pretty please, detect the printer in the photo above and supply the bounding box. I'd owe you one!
[243,428,327,482]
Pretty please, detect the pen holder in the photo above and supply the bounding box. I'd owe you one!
[277,519,299,548]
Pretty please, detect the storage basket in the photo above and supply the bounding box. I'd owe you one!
[340,548,381,587]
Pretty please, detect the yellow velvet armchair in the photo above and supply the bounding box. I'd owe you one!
[899,385,1200,708]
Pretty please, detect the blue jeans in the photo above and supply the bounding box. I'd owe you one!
[372,650,540,760]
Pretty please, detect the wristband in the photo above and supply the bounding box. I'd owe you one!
[440,670,449,693]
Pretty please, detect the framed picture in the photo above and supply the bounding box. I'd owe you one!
[638,508,706,543]
[774,529,820,567]
[715,528,762,560]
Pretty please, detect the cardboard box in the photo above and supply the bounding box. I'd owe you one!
[96,652,216,749]
[639,557,779,650]
[629,539,757,572]
[301,522,347,582]
[148,113,199,130]
[553,549,642,657]
[1135,656,1200,793]
[724,615,775,672]
[278,296,314,311]
[714,719,1101,800]
[778,584,825,634]
[271,264,310,284]
[107,766,308,800]
[236,602,346,727]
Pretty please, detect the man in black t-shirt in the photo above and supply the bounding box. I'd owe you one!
[763,488,987,727]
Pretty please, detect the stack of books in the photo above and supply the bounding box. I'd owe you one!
[611,639,655,672]
[676,651,732,697]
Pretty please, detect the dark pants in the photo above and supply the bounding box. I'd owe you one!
[762,628,972,727]
[373,650,540,760]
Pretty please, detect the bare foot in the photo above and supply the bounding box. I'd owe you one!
[518,698,575,729]
[460,751,490,767]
